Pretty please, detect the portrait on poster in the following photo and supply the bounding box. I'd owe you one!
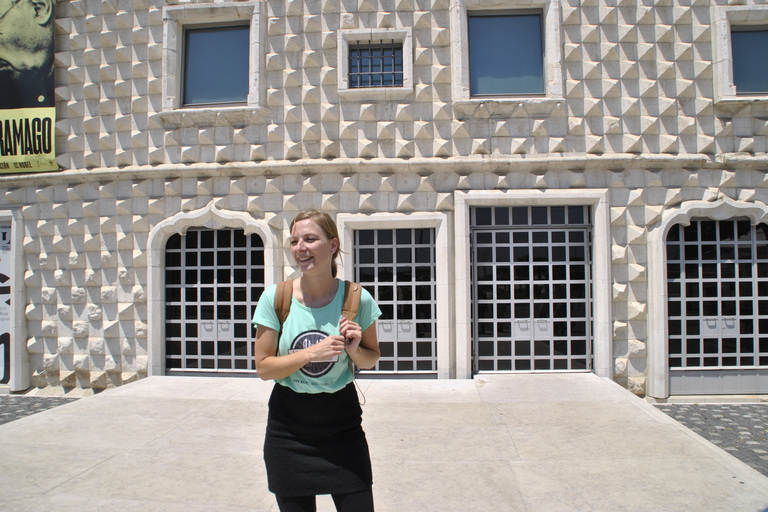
[0,0,57,173]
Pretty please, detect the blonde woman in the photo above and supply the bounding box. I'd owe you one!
[252,209,381,512]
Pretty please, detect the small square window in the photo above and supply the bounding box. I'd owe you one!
[349,41,404,89]
[183,25,250,106]
[338,29,413,100]
[731,27,768,95]
[468,13,544,96]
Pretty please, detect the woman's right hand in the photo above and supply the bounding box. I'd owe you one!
[306,335,346,362]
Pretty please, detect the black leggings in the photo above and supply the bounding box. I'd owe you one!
[275,489,374,512]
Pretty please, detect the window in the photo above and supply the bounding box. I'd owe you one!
[468,13,544,96]
[713,6,768,104]
[183,25,250,106]
[731,27,768,95]
[338,29,413,99]
[354,228,438,373]
[449,0,563,111]
[165,228,265,373]
[336,212,451,378]
[162,2,265,112]
[349,40,404,89]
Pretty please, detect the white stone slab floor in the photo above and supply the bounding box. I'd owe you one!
[1,373,767,512]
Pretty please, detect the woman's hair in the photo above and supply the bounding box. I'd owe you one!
[290,208,341,277]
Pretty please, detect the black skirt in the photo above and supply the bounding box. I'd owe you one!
[264,382,373,496]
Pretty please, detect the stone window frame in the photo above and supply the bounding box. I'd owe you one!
[453,190,612,380]
[450,0,564,111]
[713,5,768,108]
[162,2,266,113]
[146,203,279,377]
[337,28,414,101]
[646,197,768,399]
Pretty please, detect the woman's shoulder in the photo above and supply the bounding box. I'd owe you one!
[256,283,278,307]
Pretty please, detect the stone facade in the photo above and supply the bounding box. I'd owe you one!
[4,0,768,397]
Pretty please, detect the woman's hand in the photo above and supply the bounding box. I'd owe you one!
[340,317,363,352]
[255,326,346,380]
[307,334,346,362]
[342,320,381,370]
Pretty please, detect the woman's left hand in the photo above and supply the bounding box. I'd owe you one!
[340,317,363,352]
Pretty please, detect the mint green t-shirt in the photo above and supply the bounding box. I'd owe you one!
[252,280,382,394]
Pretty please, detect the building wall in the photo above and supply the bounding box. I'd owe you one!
[4,0,768,396]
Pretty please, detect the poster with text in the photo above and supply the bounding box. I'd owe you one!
[0,224,11,384]
[0,0,57,173]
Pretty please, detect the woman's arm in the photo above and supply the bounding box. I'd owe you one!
[254,324,346,381]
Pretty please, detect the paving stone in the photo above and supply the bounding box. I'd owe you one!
[656,404,768,478]
[0,396,79,426]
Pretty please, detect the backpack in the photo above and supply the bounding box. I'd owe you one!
[274,279,363,373]
[274,279,363,331]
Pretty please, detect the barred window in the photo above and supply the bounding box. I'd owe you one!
[349,40,404,88]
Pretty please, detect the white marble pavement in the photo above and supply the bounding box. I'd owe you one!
[1,374,767,512]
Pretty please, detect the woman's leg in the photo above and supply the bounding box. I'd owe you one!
[275,495,317,512]
[331,488,374,512]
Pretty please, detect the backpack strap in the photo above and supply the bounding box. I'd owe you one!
[341,281,363,375]
[341,281,362,321]
[274,279,294,328]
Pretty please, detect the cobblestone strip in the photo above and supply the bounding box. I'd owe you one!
[656,404,768,478]
[0,396,79,426]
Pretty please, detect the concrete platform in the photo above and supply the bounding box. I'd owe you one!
[1,373,768,512]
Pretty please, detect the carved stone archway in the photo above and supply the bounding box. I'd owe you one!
[145,202,279,376]
[646,197,768,398]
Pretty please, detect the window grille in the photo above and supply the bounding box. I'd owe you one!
[349,40,404,88]
[471,206,593,372]
[165,228,265,373]
[666,219,768,369]
[354,228,437,373]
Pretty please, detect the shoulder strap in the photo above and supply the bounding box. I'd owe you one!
[274,279,294,328]
[342,281,363,376]
[341,281,362,321]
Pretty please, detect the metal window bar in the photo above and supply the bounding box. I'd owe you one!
[165,228,265,373]
[666,219,768,370]
[354,228,437,373]
[349,40,404,88]
[470,206,593,373]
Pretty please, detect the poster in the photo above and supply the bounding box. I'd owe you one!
[0,224,10,384]
[0,0,57,173]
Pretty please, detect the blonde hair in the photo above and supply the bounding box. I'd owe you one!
[290,209,341,277]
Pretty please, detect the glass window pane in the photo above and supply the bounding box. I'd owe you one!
[732,29,768,95]
[184,26,249,105]
[468,14,544,96]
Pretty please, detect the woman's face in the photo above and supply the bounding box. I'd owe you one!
[290,218,338,276]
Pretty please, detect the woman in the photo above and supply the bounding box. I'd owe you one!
[252,208,382,512]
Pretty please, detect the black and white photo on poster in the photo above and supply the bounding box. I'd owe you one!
[0,0,57,173]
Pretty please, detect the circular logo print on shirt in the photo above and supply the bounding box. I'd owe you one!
[289,330,337,378]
